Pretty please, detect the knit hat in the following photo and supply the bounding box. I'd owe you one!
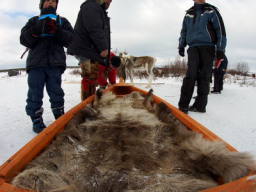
[39,0,59,10]
[111,56,121,68]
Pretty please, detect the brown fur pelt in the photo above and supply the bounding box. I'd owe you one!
[12,90,255,192]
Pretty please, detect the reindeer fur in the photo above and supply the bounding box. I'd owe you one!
[12,89,255,192]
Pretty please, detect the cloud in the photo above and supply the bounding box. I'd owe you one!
[0,0,256,72]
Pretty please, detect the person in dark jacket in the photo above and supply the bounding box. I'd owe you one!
[67,0,112,100]
[20,0,74,133]
[177,0,227,114]
[212,53,228,94]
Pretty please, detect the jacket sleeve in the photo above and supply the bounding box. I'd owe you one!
[82,5,108,52]
[211,9,227,51]
[178,16,187,49]
[55,17,75,48]
[20,17,40,48]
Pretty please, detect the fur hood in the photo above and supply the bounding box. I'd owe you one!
[81,0,104,9]
[85,0,104,5]
[95,0,104,5]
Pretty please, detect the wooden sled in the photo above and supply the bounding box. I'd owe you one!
[0,80,255,192]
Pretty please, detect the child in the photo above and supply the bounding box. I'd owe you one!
[80,52,121,100]
[20,0,74,133]
[97,52,121,89]
[212,54,228,94]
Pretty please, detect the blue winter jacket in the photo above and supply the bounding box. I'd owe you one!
[178,3,227,51]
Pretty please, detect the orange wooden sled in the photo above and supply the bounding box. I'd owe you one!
[0,80,255,192]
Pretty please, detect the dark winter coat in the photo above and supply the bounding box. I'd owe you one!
[20,15,74,72]
[67,0,111,66]
[179,3,227,52]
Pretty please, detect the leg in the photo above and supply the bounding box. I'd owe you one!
[129,69,134,85]
[212,72,222,93]
[81,78,96,101]
[178,47,200,110]
[220,74,224,91]
[80,60,99,101]
[146,69,154,88]
[26,67,46,133]
[45,67,65,119]
[194,46,215,110]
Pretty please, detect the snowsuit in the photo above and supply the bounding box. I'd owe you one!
[20,8,74,124]
[213,54,228,93]
[178,3,227,111]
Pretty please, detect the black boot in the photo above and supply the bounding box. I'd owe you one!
[30,115,46,133]
[52,106,65,120]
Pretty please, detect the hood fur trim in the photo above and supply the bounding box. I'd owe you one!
[95,0,104,5]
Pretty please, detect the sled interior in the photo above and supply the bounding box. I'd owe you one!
[0,81,255,192]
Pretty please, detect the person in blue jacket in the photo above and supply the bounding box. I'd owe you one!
[177,0,227,114]
[212,53,228,94]
[20,0,74,133]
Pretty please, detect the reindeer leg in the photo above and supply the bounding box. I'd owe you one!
[146,70,154,88]
[130,70,134,85]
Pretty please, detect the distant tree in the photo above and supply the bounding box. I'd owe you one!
[236,62,249,76]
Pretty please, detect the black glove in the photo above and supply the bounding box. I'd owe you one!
[54,15,63,37]
[44,17,57,34]
[31,20,46,37]
[216,50,224,60]
[179,48,185,57]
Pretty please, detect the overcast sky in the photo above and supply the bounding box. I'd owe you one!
[0,0,256,71]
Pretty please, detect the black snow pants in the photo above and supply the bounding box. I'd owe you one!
[178,46,215,110]
[213,71,224,92]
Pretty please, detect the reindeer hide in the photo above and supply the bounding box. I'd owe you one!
[12,90,255,192]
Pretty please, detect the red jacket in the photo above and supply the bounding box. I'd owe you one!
[97,52,117,86]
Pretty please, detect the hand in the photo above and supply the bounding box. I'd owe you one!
[100,50,108,57]
[216,50,224,60]
[45,18,57,34]
[179,48,185,57]
[31,20,46,36]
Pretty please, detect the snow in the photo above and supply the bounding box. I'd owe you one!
[0,68,256,166]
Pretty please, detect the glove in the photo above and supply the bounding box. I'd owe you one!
[216,50,224,60]
[31,20,46,37]
[54,15,63,37]
[179,48,185,57]
[44,18,57,34]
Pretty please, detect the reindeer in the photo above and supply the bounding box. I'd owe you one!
[118,52,156,88]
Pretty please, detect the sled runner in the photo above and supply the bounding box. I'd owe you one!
[0,80,255,192]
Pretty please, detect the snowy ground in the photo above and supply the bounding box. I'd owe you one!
[0,68,256,165]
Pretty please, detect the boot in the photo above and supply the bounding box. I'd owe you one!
[30,115,46,133]
[52,106,65,120]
